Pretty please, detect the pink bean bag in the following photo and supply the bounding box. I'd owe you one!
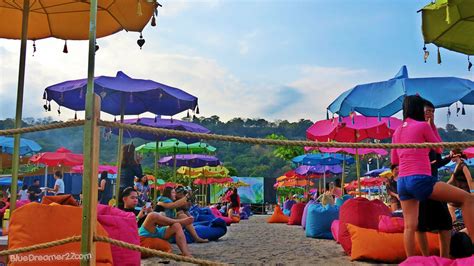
[339,197,391,255]
[16,199,31,209]
[210,207,233,225]
[378,215,404,233]
[288,203,306,225]
[97,204,140,266]
[400,255,474,266]
[331,220,340,243]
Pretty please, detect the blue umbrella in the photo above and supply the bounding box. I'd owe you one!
[363,167,390,177]
[0,137,41,156]
[328,65,474,117]
[295,165,342,175]
[292,153,354,166]
[441,159,474,171]
[0,177,23,186]
[44,71,198,116]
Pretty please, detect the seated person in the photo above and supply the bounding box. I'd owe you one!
[27,179,43,202]
[157,187,208,243]
[227,188,240,218]
[386,164,401,212]
[120,187,193,257]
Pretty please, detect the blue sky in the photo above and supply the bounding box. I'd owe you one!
[1,0,474,129]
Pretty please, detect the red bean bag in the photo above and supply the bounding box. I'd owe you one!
[339,197,391,254]
[97,205,140,266]
[210,207,232,225]
[268,205,289,223]
[331,220,340,243]
[378,215,404,233]
[288,202,306,225]
[8,203,113,266]
[400,255,474,266]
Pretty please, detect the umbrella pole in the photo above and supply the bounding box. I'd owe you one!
[341,155,346,196]
[356,148,361,197]
[114,97,125,203]
[318,178,321,196]
[81,1,100,263]
[10,0,30,215]
[153,141,160,206]
[44,165,48,190]
[172,149,177,181]
[323,171,326,192]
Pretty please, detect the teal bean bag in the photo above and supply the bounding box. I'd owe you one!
[305,204,339,239]
[335,194,352,207]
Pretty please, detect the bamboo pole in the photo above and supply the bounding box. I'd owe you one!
[80,1,99,263]
[356,148,361,197]
[114,97,125,203]
[10,0,30,215]
[153,140,160,205]
[341,156,346,196]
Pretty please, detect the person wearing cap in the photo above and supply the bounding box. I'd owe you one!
[175,186,209,243]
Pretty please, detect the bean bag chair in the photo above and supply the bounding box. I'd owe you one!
[267,205,289,223]
[41,194,78,206]
[210,207,232,225]
[140,237,172,258]
[331,220,340,243]
[8,203,113,266]
[16,199,30,209]
[177,218,228,243]
[240,211,249,220]
[339,197,391,254]
[97,205,140,266]
[378,215,404,233]
[288,203,306,225]
[400,255,474,266]
[306,204,339,239]
[335,194,352,207]
[283,208,291,217]
[347,224,439,263]
[301,200,315,230]
[241,204,252,217]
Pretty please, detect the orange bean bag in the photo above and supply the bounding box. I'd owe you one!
[42,194,79,206]
[288,203,306,225]
[231,215,241,223]
[9,203,113,266]
[140,237,172,258]
[347,224,440,263]
[267,205,289,223]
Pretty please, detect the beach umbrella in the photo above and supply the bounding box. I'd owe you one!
[294,165,342,175]
[159,154,220,168]
[276,176,287,182]
[176,165,229,179]
[137,139,216,155]
[327,65,474,118]
[71,165,117,175]
[29,147,83,167]
[420,0,474,59]
[111,117,211,143]
[0,136,41,155]
[0,177,23,187]
[274,179,314,188]
[292,153,354,166]
[363,167,390,177]
[313,147,388,156]
[464,147,474,158]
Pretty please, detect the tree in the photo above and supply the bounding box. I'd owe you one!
[265,134,304,161]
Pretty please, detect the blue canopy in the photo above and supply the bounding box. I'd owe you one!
[44,71,198,116]
[0,136,42,155]
[292,153,355,166]
[363,167,390,177]
[441,159,474,171]
[0,177,23,186]
[328,66,474,117]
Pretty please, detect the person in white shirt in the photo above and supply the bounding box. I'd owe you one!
[17,184,29,200]
[47,171,65,195]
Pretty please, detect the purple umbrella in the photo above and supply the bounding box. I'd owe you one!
[295,165,342,175]
[109,117,211,143]
[44,71,198,116]
[159,154,220,168]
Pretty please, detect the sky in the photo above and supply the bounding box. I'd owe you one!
[1,0,474,129]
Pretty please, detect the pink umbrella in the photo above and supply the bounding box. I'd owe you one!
[306,114,402,142]
[464,147,474,158]
[71,165,117,174]
[29,147,83,167]
[306,147,388,156]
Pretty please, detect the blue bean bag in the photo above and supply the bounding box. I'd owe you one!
[305,204,339,239]
[241,204,253,217]
[302,200,315,230]
[335,194,352,207]
[181,218,227,243]
[283,208,291,217]
[189,206,217,222]
[240,211,249,220]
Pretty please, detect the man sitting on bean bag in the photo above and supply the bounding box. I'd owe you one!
[119,187,193,257]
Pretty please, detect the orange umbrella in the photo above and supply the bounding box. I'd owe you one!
[275,179,314,188]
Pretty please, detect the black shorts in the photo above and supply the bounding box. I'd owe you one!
[418,199,452,232]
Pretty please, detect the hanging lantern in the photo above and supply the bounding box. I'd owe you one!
[137,33,145,49]
[63,40,68,53]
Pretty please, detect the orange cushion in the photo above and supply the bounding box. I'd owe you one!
[42,195,78,206]
[9,203,113,266]
[231,216,241,223]
[140,237,172,258]
[347,224,440,263]
[267,205,289,223]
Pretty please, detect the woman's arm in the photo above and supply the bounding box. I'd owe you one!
[423,123,442,154]
[157,196,188,209]
[98,179,106,191]
[463,166,474,192]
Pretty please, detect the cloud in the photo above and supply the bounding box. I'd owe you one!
[238,30,258,55]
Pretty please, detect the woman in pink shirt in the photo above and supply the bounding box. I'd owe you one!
[391,95,474,257]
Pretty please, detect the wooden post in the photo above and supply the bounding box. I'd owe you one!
[341,156,346,196]
[114,98,125,204]
[81,1,98,265]
[10,0,30,215]
[356,148,361,197]
[153,140,160,205]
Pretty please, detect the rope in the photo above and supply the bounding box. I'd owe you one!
[0,120,84,136]
[100,120,474,149]
[94,235,228,266]
[0,236,81,256]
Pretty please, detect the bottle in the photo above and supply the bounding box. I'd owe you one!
[2,209,10,235]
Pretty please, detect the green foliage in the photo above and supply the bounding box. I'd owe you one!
[266,134,304,161]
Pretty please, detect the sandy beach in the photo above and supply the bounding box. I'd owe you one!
[142,215,382,265]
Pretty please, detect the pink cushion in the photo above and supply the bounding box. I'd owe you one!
[400,255,474,266]
[338,197,391,255]
[378,215,404,233]
[210,207,232,225]
[97,204,140,266]
[331,220,340,243]
[16,200,31,209]
[288,203,306,225]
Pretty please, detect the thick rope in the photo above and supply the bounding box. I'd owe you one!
[94,235,228,266]
[100,120,474,149]
[0,236,81,256]
[0,120,84,136]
